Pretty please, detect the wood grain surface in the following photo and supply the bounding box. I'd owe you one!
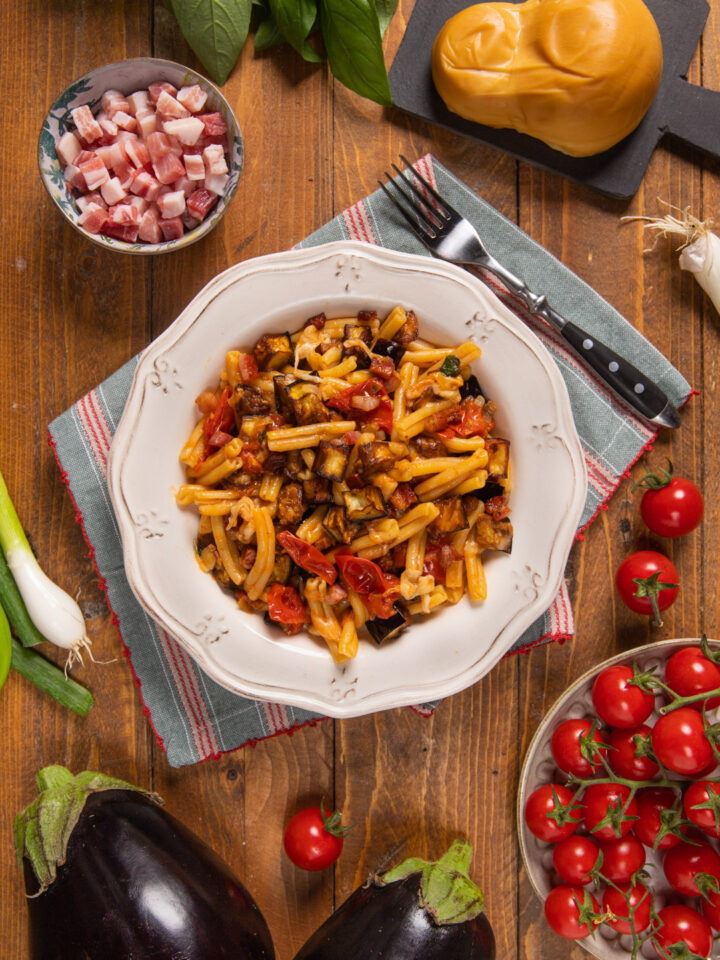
[0,1,717,957]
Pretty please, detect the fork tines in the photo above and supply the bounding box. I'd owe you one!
[378,157,450,241]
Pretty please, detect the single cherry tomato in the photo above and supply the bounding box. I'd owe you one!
[663,840,720,898]
[283,805,349,871]
[335,552,391,595]
[665,646,720,710]
[652,905,713,960]
[552,835,601,886]
[598,834,646,883]
[634,460,704,538]
[607,724,659,780]
[651,707,714,775]
[550,718,607,778]
[266,584,308,635]
[582,783,638,841]
[602,883,652,935]
[276,531,337,585]
[524,784,581,843]
[591,664,654,729]
[615,550,679,626]
[633,787,687,850]
[684,780,720,839]
[544,885,600,940]
[326,378,393,433]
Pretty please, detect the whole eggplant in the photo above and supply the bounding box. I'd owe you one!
[16,766,275,960]
[292,840,495,960]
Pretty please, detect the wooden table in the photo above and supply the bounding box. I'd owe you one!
[0,2,716,957]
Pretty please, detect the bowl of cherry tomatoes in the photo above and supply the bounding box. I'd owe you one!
[518,638,720,959]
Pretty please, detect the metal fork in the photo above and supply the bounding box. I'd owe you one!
[378,157,680,430]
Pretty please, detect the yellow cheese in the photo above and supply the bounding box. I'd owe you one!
[431,0,663,157]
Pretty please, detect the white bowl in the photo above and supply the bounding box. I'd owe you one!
[518,638,720,960]
[38,57,243,254]
[107,241,587,716]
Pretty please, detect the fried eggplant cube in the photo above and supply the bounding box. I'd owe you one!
[253,332,293,371]
[474,515,514,553]
[342,324,372,368]
[322,505,360,544]
[365,604,411,645]
[273,374,296,419]
[485,439,509,480]
[312,440,351,482]
[230,384,271,418]
[276,481,304,525]
[303,478,333,504]
[342,485,388,522]
[428,497,468,536]
[285,380,330,426]
[357,441,403,476]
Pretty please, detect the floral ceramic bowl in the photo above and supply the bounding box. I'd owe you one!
[38,57,243,255]
[107,241,588,717]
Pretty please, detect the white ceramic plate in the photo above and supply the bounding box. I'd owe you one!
[108,241,587,716]
[517,638,720,959]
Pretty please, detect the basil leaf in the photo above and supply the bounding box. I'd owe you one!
[255,15,284,49]
[319,0,391,105]
[440,355,460,377]
[169,0,253,85]
[269,0,324,61]
[374,0,398,36]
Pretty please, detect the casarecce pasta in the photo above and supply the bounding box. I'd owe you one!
[177,306,513,663]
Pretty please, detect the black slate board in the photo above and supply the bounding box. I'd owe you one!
[389,0,713,198]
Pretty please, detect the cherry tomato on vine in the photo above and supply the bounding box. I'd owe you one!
[665,646,720,710]
[283,806,349,871]
[582,783,638,841]
[552,835,601,886]
[651,707,714,776]
[608,724,659,781]
[652,905,713,960]
[701,889,720,932]
[634,460,704,538]
[591,664,655,729]
[615,551,679,627]
[683,780,720,839]
[550,718,606,778]
[633,787,687,851]
[602,883,652,935]
[598,834,646,883]
[544,885,600,940]
[663,840,720,898]
[524,784,582,843]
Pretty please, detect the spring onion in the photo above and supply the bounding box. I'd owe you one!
[10,638,94,715]
[0,469,91,669]
[624,205,720,315]
[0,603,11,690]
[0,547,46,647]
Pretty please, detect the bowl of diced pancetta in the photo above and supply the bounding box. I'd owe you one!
[38,57,243,254]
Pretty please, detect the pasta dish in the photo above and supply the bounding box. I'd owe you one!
[176,306,512,662]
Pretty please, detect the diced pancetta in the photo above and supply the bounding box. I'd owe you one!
[153,152,186,185]
[135,109,158,139]
[56,131,82,166]
[183,153,205,180]
[148,81,177,103]
[138,205,162,243]
[113,111,137,132]
[63,164,86,192]
[78,203,110,234]
[197,113,227,136]
[100,177,127,205]
[162,117,204,145]
[78,155,110,190]
[186,188,218,221]
[156,90,191,120]
[159,216,184,240]
[203,144,228,175]
[177,84,208,114]
[124,139,150,169]
[130,170,162,201]
[127,90,150,116]
[204,172,229,196]
[59,80,232,244]
[71,105,103,143]
[157,190,186,219]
